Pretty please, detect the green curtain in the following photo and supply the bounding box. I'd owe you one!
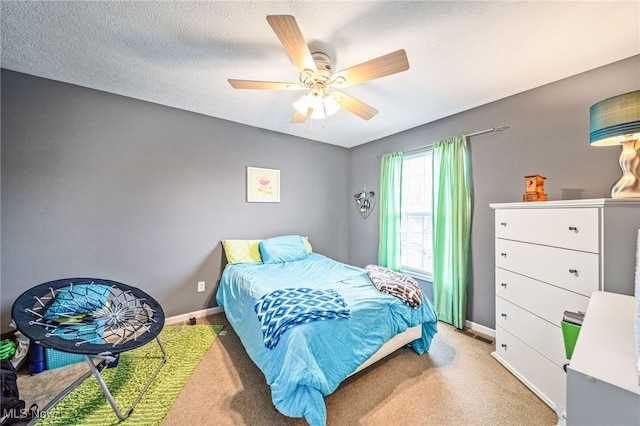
[378,151,403,271]
[432,136,472,329]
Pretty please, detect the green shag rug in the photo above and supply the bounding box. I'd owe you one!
[37,324,223,426]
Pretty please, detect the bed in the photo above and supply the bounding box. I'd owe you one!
[216,235,438,425]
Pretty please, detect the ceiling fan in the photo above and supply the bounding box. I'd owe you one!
[228,15,410,123]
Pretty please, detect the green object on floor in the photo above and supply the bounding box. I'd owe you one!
[38,324,223,426]
[0,339,16,359]
[561,320,581,359]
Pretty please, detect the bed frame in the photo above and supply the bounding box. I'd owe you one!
[348,324,421,377]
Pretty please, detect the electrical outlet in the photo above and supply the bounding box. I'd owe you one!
[197,281,205,292]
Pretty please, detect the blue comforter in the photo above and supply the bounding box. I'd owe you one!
[216,254,438,425]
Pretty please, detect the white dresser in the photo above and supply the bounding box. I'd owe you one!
[490,199,640,420]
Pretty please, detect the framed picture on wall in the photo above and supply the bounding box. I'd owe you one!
[247,167,280,203]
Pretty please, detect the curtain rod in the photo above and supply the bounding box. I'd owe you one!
[378,125,510,159]
[465,125,510,138]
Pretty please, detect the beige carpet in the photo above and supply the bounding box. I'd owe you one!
[162,313,557,426]
[19,312,558,425]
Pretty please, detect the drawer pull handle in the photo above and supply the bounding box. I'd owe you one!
[501,283,507,288]
[500,222,507,227]
[501,313,507,319]
[500,253,507,258]
[569,269,579,276]
[501,343,507,350]
[568,226,578,233]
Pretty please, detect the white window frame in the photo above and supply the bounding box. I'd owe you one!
[400,149,433,282]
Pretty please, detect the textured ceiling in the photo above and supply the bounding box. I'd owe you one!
[2,1,639,148]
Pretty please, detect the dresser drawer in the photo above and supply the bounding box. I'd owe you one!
[494,326,566,410]
[496,297,567,367]
[496,239,599,296]
[495,208,599,253]
[495,268,590,324]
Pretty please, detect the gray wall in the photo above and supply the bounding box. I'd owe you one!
[3,56,639,334]
[1,69,350,332]
[348,55,640,329]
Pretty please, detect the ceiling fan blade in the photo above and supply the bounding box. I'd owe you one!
[266,15,317,73]
[333,92,378,120]
[332,49,409,87]
[291,108,311,124]
[228,79,305,90]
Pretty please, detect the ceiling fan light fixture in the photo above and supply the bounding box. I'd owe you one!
[323,93,340,116]
[293,91,340,120]
[293,94,312,115]
[310,105,327,120]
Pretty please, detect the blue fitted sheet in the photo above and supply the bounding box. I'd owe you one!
[216,253,438,425]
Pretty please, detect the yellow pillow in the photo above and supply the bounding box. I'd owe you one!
[222,239,263,264]
[302,236,313,254]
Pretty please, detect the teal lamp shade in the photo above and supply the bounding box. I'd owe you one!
[589,90,640,198]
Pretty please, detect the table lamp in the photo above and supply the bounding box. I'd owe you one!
[590,90,640,198]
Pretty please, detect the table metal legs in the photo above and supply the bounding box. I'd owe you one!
[85,336,167,420]
[29,336,167,424]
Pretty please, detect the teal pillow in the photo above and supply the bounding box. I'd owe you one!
[44,283,111,320]
[259,235,309,264]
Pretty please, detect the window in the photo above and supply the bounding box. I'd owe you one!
[400,150,433,280]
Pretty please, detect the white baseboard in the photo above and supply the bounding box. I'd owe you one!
[465,320,496,338]
[165,306,224,325]
[165,308,496,340]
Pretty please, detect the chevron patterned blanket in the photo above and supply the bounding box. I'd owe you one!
[365,265,423,308]
[254,288,351,350]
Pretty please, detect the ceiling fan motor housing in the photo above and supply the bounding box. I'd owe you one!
[312,52,333,71]
[306,52,334,86]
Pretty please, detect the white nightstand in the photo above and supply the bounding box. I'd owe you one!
[566,291,640,425]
